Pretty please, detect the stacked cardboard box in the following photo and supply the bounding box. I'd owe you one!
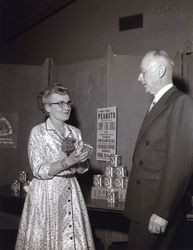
[11,171,30,195]
[91,155,128,202]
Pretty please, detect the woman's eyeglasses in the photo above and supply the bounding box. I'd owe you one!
[49,100,73,108]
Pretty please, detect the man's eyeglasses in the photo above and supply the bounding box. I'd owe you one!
[49,100,73,108]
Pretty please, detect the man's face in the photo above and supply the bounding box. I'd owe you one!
[138,54,161,95]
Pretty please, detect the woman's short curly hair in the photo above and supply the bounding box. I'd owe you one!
[37,82,70,115]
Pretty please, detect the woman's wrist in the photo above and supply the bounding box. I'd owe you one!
[61,158,77,174]
[61,158,68,170]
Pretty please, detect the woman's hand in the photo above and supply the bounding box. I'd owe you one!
[49,151,89,177]
[65,151,89,168]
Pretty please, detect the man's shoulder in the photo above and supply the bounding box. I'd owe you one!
[168,88,193,111]
[167,87,189,103]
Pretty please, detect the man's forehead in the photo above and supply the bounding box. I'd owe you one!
[141,54,158,69]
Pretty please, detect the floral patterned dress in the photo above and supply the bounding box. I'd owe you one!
[15,118,95,250]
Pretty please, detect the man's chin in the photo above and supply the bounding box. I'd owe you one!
[145,87,152,94]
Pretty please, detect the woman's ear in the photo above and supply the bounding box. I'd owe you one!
[44,104,51,114]
[158,65,166,78]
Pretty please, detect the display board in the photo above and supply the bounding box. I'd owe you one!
[96,106,117,161]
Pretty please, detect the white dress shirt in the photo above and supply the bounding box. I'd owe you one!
[149,83,174,111]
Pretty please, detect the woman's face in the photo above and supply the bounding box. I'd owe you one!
[45,93,72,123]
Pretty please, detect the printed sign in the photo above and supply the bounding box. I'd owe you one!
[0,113,19,148]
[96,106,117,161]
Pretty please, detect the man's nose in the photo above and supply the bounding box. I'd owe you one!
[138,73,142,82]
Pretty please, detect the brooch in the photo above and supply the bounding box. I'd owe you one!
[62,137,76,156]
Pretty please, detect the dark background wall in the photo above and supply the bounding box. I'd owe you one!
[0,64,47,185]
[0,0,193,65]
[0,0,193,185]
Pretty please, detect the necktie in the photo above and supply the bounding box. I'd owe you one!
[148,101,156,112]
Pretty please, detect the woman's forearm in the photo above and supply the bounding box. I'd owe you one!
[48,159,69,176]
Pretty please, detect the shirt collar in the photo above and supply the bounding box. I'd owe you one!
[153,83,174,104]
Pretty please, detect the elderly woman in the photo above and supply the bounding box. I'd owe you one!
[15,83,95,250]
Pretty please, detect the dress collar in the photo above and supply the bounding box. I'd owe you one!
[45,117,72,138]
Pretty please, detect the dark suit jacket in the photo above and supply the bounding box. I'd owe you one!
[124,86,193,224]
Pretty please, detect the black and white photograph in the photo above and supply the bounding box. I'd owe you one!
[1,1,193,250]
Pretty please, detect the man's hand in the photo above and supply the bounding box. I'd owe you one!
[148,213,168,234]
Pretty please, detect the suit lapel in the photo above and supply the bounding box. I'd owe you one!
[135,87,178,149]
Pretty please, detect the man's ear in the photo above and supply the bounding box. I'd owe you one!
[158,65,166,78]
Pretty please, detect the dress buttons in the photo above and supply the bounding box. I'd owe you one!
[69,225,72,228]
[68,187,71,190]
[68,199,71,202]
[139,160,143,165]
[136,180,141,184]
[70,237,73,240]
[145,140,150,145]
[68,212,71,215]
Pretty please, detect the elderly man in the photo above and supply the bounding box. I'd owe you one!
[124,50,193,249]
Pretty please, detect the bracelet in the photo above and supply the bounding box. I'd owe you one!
[71,167,77,174]
[61,158,68,170]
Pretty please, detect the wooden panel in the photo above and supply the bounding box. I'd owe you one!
[0,62,49,185]
[53,58,107,172]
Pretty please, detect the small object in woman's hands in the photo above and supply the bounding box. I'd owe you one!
[82,143,93,158]
[75,140,93,158]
